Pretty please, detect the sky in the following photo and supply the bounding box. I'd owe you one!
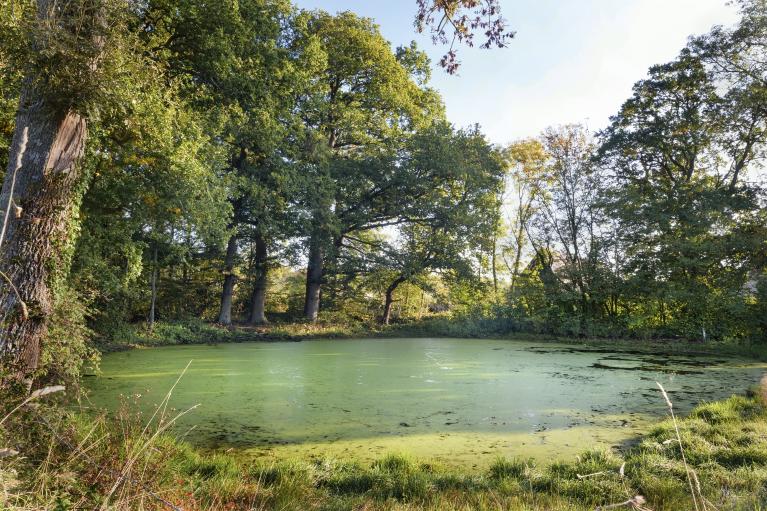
[292,0,740,145]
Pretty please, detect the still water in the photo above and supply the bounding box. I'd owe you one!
[85,338,765,466]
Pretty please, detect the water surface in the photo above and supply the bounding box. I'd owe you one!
[86,338,765,466]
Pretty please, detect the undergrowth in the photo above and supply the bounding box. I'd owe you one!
[97,318,767,361]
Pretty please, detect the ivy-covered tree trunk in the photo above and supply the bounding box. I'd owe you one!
[303,234,323,322]
[0,86,89,382]
[247,232,268,325]
[217,234,238,325]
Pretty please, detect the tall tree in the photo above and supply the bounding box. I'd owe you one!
[377,123,504,324]
[598,36,767,338]
[238,152,299,325]
[0,0,127,383]
[529,125,604,327]
[141,0,305,325]
[503,139,547,296]
[296,11,442,321]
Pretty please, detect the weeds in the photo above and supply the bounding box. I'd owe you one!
[0,368,198,511]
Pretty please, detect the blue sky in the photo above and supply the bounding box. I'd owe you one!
[292,0,739,144]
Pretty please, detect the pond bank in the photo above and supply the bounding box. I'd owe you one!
[100,318,767,360]
[4,391,767,510]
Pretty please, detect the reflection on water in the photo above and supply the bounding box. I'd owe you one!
[85,338,765,466]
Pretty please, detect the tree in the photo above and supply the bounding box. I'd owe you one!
[0,0,130,384]
[377,123,504,324]
[71,80,228,333]
[140,0,305,325]
[503,139,547,296]
[527,126,605,328]
[597,33,767,338]
[295,11,442,322]
[237,152,299,325]
[690,0,766,92]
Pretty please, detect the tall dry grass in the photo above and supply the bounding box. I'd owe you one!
[0,363,199,510]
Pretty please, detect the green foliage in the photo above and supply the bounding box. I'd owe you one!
[367,122,505,322]
[1,1,766,507]
[483,9,767,342]
[38,286,98,387]
[0,0,165,118]
[288,10,449,323]
[71,64,230,331]
[0,0,764,391]
[0,1,26,173]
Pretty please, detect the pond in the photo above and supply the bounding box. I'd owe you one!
[85,338,765,467]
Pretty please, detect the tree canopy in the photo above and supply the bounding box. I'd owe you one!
[0,0,765,386]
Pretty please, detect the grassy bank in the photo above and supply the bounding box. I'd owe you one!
[2,388,767,510]
[100,318,767,360]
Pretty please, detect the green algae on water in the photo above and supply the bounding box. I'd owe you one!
[84,338,765,467]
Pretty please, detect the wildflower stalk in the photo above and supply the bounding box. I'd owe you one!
[656,382,701,511]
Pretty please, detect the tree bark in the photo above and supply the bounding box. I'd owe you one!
[247,232,268,325]
[217,234,238,325]
[491,232,498,297]
[509,222,525,294]
[0,85,89,381]
[303,234,323,322]
[381,277,406,325]
[382,293,395,325]
[149,244,158,330]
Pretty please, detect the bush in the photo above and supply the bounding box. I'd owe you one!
[39,286,99,387]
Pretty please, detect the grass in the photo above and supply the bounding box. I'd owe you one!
[2,387,767,510]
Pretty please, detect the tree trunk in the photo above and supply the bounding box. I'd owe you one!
[149,245,158,330]
[0,86,89,381]
[303,234,323,322]
[382,293,395,325]
[247,232,268,325]
[491,232,498,297]
[509,223,525,294]
[381,277,407,325]
[217,234,238,325]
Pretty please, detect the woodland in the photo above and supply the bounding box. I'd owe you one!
[0,1,766,510]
